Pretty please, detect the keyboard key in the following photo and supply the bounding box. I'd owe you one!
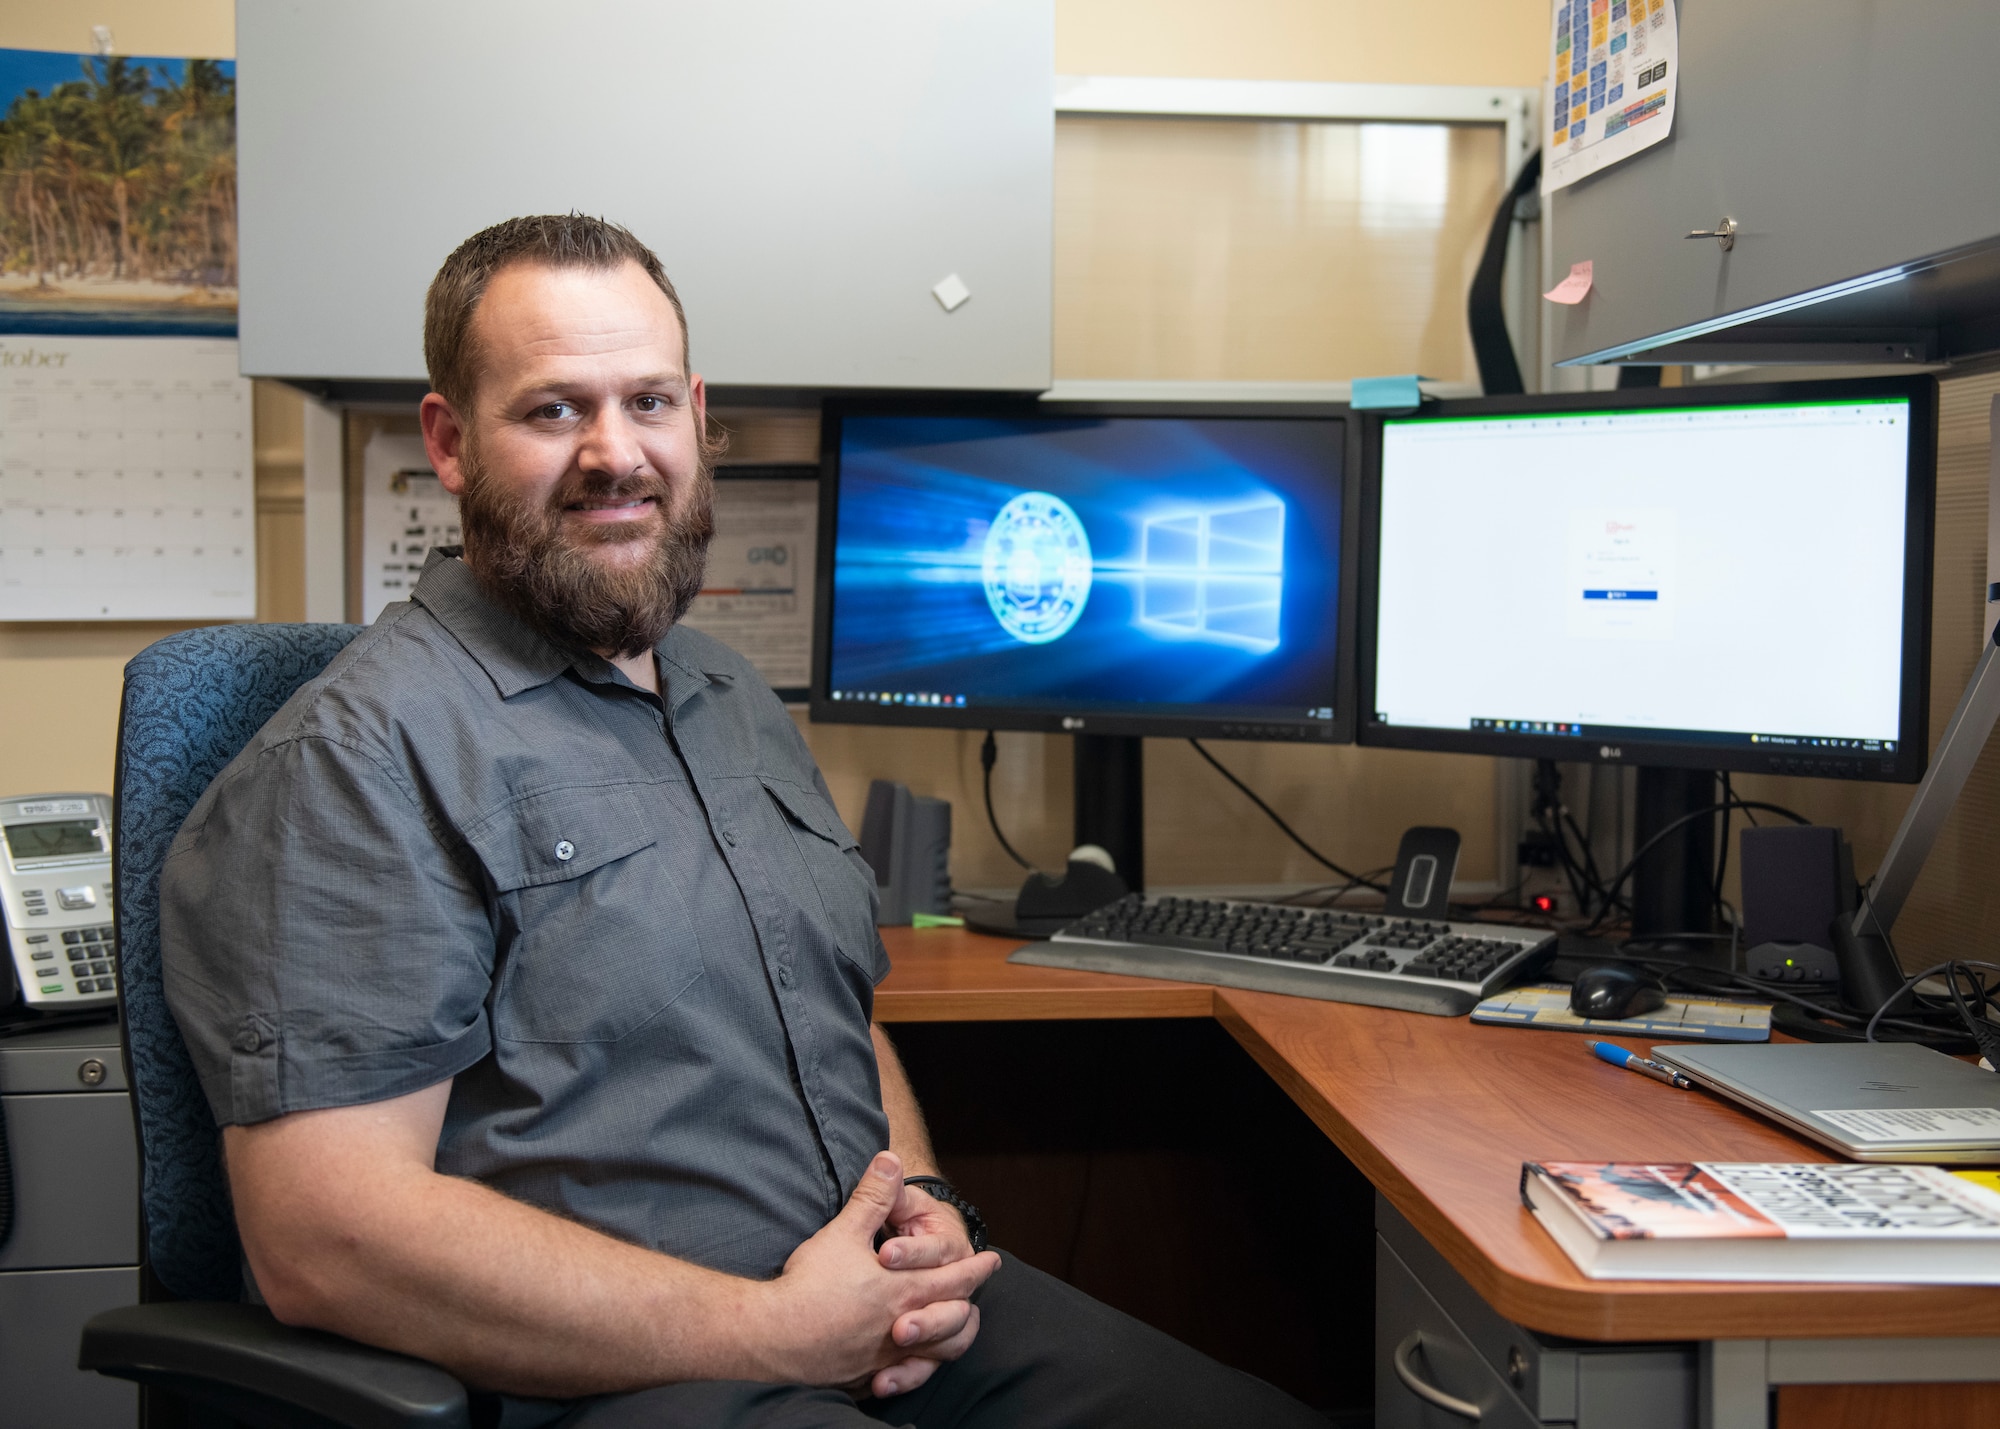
[1131,930,1230,953]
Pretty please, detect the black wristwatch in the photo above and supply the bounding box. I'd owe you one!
[904,1174,989,1253]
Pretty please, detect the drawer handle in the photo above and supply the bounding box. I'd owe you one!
[1394,1331,1483,1422]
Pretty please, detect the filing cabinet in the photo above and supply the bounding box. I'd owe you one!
[0,1022,139,1428]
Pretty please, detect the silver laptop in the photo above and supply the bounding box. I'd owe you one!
[1653,1042,2000,1163]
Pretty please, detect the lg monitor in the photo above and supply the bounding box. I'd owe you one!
[1359,375,1937,940]
[812,399,1356,883]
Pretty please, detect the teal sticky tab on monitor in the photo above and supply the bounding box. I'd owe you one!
[1350,375,1424,410]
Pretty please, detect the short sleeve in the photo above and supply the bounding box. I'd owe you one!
[162,735,496,1126]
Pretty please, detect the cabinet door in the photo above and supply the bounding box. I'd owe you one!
[238,1,1052,390]
[0,1093,137,1271]
[0,1268,140,1428]
[1550,1,2000,364]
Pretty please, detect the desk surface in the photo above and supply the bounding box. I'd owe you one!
[875,926,2000,1343]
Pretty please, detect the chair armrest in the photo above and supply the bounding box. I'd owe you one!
[80,1302,471,1429]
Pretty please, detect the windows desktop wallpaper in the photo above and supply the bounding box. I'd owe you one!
[826,415,1345,715]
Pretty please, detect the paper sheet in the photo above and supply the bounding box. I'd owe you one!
[676,472,819,697]
[0,336,253,619]
[1472,981,1771,1041]
[1543,0,1679,195]
[359,432,457,625]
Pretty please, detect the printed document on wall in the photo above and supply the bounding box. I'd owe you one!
[0,336,253,619]
[1542,0,1678,195]
[678,474,818,698]
[359,431,457,625]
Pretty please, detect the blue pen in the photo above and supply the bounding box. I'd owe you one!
[1585,1039,1694,1090]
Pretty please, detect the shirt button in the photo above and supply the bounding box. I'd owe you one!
[720,829,737,848]
[234,1024,265,1053]
[777,966,792,987]
[554,840,575,862]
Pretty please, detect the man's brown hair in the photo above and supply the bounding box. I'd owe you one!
[423,214,693,415]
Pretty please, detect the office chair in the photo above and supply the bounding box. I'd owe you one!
[78,624,473,1428]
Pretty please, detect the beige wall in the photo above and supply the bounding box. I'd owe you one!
[0,1,232,61]
[1056,0,1549,87]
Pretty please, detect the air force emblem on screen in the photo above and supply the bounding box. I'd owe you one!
[981,492,1094,643]
[1135,500,1286,653]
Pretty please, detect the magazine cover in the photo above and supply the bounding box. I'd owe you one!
[1527,1161,1785,1240]
[1528,1160,2000,1241]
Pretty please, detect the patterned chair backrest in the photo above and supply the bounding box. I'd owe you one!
[115,623,363,1299]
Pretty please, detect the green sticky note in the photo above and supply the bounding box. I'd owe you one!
[1351,374,1426,410]
[910,912,965,929]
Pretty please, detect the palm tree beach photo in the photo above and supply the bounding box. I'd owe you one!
[0,47,236,337]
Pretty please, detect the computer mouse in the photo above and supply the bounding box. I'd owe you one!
[1569,963,1666,1020]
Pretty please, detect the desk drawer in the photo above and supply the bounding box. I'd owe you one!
[1377,1194,1698,1429]
[0,1092,137,1271]
[1379,1233,1545,1428]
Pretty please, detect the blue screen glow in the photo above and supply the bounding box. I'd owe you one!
[825,414,1345,720]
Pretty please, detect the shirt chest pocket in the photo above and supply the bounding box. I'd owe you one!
[468,784,707,1044]
[760,776,888,983]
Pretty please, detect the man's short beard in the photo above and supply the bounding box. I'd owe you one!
[456,438,715,660]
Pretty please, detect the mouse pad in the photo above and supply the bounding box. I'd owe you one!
[1472,982,1772,1042]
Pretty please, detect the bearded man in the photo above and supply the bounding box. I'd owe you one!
[160,215,1326,1428]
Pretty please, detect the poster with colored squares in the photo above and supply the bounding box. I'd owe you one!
[1542,0,1679,194]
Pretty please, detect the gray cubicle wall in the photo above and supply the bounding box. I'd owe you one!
[237,0,1053,391]
[1547,1,2000,366]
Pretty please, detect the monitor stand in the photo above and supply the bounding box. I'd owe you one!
[1628,766,1721,963]
[1073,733,1144,891]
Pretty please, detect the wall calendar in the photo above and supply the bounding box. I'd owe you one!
[0,336,255,620]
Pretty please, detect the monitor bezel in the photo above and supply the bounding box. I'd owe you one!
[810,395,1361,743]
[1354,375,1938,782]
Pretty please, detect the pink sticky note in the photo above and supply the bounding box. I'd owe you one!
[1544,260,1593,305]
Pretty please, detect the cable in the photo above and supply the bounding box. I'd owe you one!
[1187,739,1387,889]
[978,731,1037,872]
[1283,866,1398,909]
[1945,966,2000,1064]
[1865,961,2000,1052]
[1583,796,1812,934]
[1530,762,1616,920]
[1608,950,1969,1041]
[1712,773,1734,930]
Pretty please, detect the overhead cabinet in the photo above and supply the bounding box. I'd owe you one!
[1548,2,2000,366]
[238,1,1052,391]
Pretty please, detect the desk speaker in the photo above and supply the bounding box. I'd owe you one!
[1740,825,1854,984]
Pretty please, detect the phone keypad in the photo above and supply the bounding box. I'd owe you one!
[46,923,119,994]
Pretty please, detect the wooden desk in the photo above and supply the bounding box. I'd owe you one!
[876,925,2000,1355]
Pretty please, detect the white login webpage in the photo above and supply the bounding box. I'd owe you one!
[1373,400,1911,741]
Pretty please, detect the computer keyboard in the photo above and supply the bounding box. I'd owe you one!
[1009,894,1557,1016]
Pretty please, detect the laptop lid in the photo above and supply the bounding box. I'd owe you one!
[1653,1042,2000,1163]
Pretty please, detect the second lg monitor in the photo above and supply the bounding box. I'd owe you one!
[812,401,1355,740]
[1361,377,1935,780]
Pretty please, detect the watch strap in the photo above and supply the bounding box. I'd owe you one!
[903,1174,989,1253]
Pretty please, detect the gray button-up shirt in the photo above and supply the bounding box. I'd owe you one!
[163,550,892,1279]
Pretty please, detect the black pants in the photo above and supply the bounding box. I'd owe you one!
[545,1252,1326,1428]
